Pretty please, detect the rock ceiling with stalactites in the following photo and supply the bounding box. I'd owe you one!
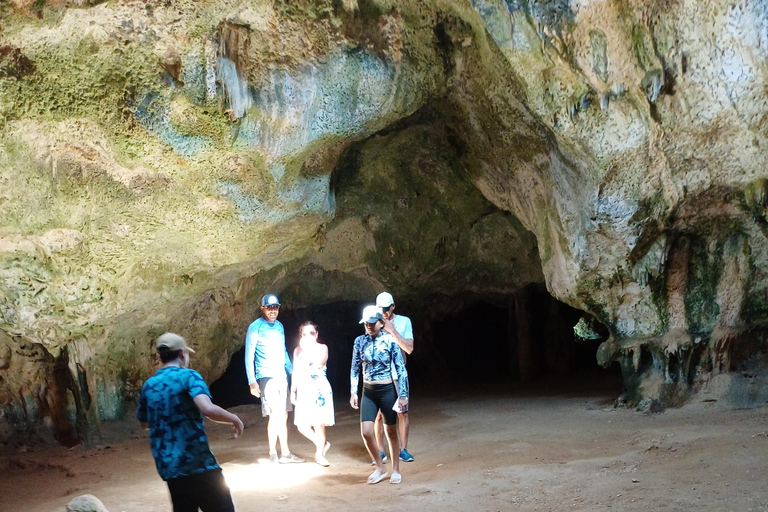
[1,0,767,441]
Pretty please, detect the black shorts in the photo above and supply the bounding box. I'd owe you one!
[361,382,398,425]
[166,467,234,512]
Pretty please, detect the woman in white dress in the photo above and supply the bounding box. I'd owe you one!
[291,321,335,466]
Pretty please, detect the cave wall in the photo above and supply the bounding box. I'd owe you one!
[1,0,767,442]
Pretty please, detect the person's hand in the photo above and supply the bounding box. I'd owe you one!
[398,397,408,410]
[350,393,359,409]
[382,317,395,334]
[231,417,244,438]
[249,383,260,398]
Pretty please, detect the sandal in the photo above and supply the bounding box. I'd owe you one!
[367,469,388,484]
[389,472,402,484]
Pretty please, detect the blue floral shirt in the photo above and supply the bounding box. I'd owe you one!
[136,367,219,481]
[350,332,409,398]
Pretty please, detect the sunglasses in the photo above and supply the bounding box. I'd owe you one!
[264,305,280,311]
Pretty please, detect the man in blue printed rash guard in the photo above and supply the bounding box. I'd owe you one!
[137,332,244,512]
[350,305,409,485]
[244,293,304,464]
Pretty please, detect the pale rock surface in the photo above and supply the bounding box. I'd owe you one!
[1,0,767,442]
[66,494,109,512]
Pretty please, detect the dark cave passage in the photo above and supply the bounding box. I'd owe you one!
[210,286,622,408]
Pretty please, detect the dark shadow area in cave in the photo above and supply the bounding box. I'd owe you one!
[210,289,622,408]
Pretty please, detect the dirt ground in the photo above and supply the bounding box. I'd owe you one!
[2,376,768,512]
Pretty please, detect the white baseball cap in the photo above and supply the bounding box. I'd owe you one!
[375,292,394,308]
[359,305,384,324]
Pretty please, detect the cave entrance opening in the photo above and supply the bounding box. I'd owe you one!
[209,288,621,408]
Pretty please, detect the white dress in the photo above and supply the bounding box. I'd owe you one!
[293,346,335,427]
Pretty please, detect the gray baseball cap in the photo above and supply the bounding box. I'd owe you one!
[156,332,195,353]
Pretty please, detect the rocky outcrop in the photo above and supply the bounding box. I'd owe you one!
[66,494,109,512]
[1,0,767,442]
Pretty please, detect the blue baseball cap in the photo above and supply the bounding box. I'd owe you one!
[261,294,281,307]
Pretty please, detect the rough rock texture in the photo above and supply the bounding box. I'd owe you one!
[66,494,109,512]
[1,0,767,442]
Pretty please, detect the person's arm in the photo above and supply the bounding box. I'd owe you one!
[284,347,293,376]
[391,342,409,403]
[350,337,361,409]
[383,317,413,354]
[244,323,260,397]
[290,347,300,404]
[137,389,149,430]
[193,394,244,437]
[319,344,329,368]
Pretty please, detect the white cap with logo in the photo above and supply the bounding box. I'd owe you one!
[375,292,394,308]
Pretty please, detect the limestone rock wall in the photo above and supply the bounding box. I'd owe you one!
[1,0,767,442]
[466,0,768,403]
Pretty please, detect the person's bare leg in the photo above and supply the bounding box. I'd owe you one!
[314,424,329,465]
[398,411,410,451]
[267,414,279,455]
[374,411,386,454]
[315,424,327,453]
[270,411,290,455]
[385,423,400,476]
[362,421,386,476]
[297,423,320,451]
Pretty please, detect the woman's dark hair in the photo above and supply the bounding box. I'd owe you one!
[158,348,182,363]
[298,321,319,336]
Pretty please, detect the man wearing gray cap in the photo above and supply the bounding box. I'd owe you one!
[138,332,244,512]
[244,294,303,464]
[373,291,415,463]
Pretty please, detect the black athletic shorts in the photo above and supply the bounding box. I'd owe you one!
[361,382,398,425]
[166,467,235,512]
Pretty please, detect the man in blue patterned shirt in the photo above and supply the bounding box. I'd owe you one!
[138,332,244,512]
[350,305,409,484]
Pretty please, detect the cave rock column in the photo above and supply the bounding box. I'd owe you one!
[65,341,102,446]
[510,289,535,382]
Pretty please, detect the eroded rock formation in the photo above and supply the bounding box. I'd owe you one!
[1,0,767,442]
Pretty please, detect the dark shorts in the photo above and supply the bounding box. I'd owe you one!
[361,382,398,425]
[166,467,234,512]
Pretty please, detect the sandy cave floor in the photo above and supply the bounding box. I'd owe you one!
[2,377,768,512]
